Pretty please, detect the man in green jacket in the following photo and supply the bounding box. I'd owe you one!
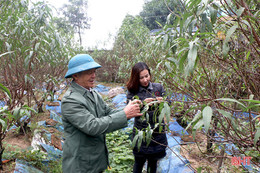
[61,54,142,173]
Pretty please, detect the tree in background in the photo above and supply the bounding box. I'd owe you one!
[52,16,74,38]
[0,0,81,113]
[147,0,260,170]
[140,0,183,30]
[95,0,260,171]
[60,0,90,46]
[91,15,151,83]
[0,0,81,165]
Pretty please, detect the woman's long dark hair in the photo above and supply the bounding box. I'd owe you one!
[126,62,151,93]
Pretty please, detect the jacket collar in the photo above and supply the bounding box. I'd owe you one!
[71,81,95,103]
[139,82,153,92]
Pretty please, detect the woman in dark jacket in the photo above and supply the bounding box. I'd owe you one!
[126,62,169,173]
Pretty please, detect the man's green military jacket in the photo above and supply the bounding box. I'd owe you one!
[61,81,128,173]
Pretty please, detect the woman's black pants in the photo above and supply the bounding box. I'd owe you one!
[133,155,158,173]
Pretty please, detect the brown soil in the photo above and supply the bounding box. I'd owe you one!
[0,92,5,100]
[0,83,251,173]
[2,122,242,173]
[178,131,243,173]
[1,109,61,173]
[3,132,31,150]
[2,110,51,151]
[1,160,16,173]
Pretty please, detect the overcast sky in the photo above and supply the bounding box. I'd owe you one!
[34,0,145,49]
[84,0,145,49]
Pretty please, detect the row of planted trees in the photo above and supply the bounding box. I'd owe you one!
[92,0,259,171]
[0,0,76,111]
[0,0,84,169]
[0,0,259,172]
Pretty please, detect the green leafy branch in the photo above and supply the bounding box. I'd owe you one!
[185,95,260,165]
[131,95,171,150]
[0,83,37,169]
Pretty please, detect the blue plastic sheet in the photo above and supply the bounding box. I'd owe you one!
[110,90,194,172]
[167,134,182,148]
[159,121,194,173]
[170,92,191,102]
[40,143,62,161]
[0,101,6,108]
[45,101,61,114]
[199,115,260,172]
[20,115,30,122]
[234,112,258,122]
[94,84,110,95]
[12,84,259,173]
[36,111,64,132]
[169,118,189,136]
[125,115,194,172]
[10,87,65,172]
[37,121,46,127]
[159,146,193,173]
[8,124,18,131]
[217,132,260,172]
[50,111,62,123]
[14,159,43,173]
[112,93,127,108]
[8,115,32,132]
[49,111,64,132]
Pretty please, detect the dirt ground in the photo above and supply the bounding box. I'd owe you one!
[179,133,228,172]
[2,132,31,173]
[0,83,251,173]
[2,127,242,173]
[1,109,61,173]
[176,130,247,173]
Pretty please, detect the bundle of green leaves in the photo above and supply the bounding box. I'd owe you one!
[131,95,171,150]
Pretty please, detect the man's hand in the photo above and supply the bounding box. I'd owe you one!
[124,100,142,119]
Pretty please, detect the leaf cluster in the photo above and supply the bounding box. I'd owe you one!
[105,129,134,173]
[131,95,171,151]
[93,0,260,168]
[0,0,81,112]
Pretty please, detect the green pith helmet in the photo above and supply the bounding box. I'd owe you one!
[65,54,101,78]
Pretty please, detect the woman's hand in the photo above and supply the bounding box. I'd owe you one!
[156,97,164,103]
[144,98,156,104]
